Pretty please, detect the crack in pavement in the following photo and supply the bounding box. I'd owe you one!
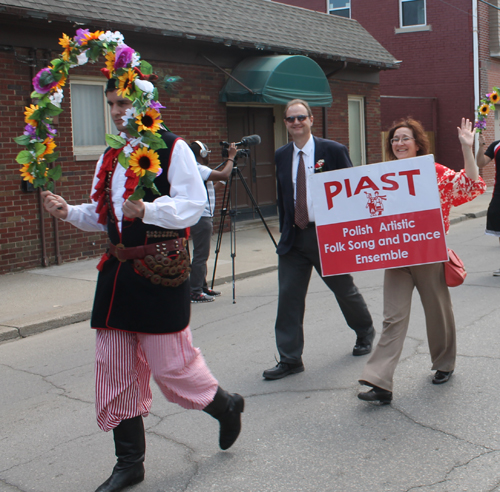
[0,430,101,475]
[404,448,500,491]
[191,297,277,332]
[0,363,94,405]
[0,477,26,492]
[145,427,200,492]
[393,403,496,450]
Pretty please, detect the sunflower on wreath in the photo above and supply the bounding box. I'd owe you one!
[474,87,500,133]
[14,28,179,200]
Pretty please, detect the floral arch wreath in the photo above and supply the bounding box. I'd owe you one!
[474,86,500,133]
[16,28,178,200]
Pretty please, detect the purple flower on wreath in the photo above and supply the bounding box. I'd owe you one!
[32,68,59,94]
[74,29,90,46]
[474,119,487,131]
[23,124,37,138]
[149,100,166,111]
[156,167,163,178]
[114,44,135,70]
[45,123,58,136]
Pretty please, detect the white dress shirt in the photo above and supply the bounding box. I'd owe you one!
[65,138,207,232]
[292,135,315,223]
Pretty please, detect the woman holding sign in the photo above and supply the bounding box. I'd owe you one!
[358,118,486,403]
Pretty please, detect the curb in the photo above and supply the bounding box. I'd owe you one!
[1,210,486,344]
[0,311,92,343]
[449,210,487,225]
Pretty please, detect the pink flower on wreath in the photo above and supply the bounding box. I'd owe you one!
[315,159,325,172]
[32,68,59,94]
[114,44,135,70]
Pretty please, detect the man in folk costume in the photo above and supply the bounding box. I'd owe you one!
[41,76,244,492]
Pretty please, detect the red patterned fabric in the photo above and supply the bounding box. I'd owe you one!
[436,163,486,234]
[95,327,218,431]
[91,148,122,225]
[91,147,142,225]
[123,165,140,201]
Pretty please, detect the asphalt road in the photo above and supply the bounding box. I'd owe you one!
[1,217,500,492]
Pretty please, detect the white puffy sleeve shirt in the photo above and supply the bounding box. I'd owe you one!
[64,138,207,232]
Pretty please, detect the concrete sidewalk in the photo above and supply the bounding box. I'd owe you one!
[0,188,493,343]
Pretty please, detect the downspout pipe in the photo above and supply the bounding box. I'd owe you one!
[473,0,480,155]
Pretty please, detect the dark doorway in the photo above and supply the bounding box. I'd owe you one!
[226,107,277,220]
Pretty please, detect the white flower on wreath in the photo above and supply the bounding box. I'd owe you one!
[49,88,64,108]
[121,107,138,127]
[131,52,141,68]
[128,136,146,148]
[123,143,135,157]
[134,78,154,94]
[76,50,88,66]
[99,31,124,45]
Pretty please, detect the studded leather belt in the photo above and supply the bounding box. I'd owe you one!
[109,238,187,263]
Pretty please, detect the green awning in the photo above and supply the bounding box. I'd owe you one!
[220,55,332,107]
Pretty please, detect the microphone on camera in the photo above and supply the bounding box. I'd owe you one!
[235,135,261,147]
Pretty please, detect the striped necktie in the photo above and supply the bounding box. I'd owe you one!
[294,151,309,229]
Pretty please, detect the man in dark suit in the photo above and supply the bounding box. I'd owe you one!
[263,99,375,380]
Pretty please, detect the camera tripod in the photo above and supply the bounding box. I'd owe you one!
[210,156,277,303]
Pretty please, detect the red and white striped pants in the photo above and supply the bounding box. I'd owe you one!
[95,327,218,432]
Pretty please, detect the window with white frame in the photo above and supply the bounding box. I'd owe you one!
[70,77,113,157]
[400,0,426,27]
[348,96,366,167]
[328,0,350,18]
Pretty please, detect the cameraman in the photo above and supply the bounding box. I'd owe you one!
[189,140,237,303]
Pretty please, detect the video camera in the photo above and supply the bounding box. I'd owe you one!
[220,134,261,159]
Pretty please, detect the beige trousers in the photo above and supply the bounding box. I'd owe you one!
[359,262,456,392]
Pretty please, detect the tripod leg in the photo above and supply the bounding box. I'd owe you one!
[210,175,231,289]
[233,167,278,249]
[230,171,237,304]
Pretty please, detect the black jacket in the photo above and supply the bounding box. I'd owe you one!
[275,136,352,255]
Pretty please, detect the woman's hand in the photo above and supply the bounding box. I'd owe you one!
[458,118,479,181]
[457,118,474,149]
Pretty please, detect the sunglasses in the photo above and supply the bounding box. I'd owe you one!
[285,115,308,123]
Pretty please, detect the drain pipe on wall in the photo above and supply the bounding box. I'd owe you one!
[29,48,50,267]
[473,0,480,155]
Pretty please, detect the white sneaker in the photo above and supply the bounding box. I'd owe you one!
[493,269,500,277]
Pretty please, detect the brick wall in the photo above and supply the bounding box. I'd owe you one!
[1,39,382,272]
[275,0,500,185]
[323,79,382,163]
[0,49,230,273]
[353,0,476,172]
[477,0,500,186]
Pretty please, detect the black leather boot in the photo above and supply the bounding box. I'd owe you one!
[203,387,244,450]
[95,416,146,492]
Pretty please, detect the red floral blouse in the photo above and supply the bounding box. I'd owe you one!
[436,163,486,234]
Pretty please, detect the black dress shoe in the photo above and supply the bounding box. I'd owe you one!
[353,327,375,356]
[262,361,304,380]
[358,386,393,404]
[432,370,454,384]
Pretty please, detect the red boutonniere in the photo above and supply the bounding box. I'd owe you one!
[315,159,325,173]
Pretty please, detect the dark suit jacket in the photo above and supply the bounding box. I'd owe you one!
[275,135,353,255]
